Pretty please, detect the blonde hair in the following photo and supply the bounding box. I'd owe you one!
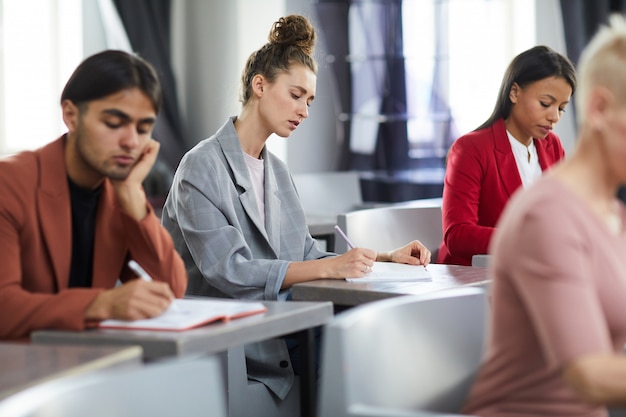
[576,14,626,125]
[239,15,317,105]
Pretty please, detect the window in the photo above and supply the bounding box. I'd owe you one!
[0,0,82,155]
[403,0,536,160]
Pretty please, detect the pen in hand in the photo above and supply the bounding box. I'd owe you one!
[127,260,179,312]
[334,225,355,250]
[128,260,153,282]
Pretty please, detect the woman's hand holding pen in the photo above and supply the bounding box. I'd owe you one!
[329,248,378,278]
[282,248,376,287]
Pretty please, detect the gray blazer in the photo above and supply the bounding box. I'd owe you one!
[162,117,333,399]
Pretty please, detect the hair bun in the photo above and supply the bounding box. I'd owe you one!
[269,15,316,56]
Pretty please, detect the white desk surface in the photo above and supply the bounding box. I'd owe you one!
[0,343,142,400]
[31,300,331,417]
[32,300,333,362]
[292,263,489,307]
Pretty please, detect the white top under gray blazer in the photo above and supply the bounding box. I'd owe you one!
[162,117,333,399]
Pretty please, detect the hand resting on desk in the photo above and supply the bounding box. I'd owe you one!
[376,240,431,266]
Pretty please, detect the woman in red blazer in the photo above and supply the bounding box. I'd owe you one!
[438,46,576,266]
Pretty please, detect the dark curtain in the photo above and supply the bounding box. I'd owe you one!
[560,0,613,66]
[315,0,409,172]
[113,0,188,201]
[560,0,626,65]
[375,1,410,171]
[559,0,626,201]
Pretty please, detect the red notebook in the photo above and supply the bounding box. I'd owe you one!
[99,298,267,331]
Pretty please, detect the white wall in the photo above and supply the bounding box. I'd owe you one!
[171,0,242,147]
[82,0,103,55]
[171,0,338,173]
[283,0,343,173]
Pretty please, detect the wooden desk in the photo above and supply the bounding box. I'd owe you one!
[0,343,142,400]
[32,300,332,417]
[292,264,489,307]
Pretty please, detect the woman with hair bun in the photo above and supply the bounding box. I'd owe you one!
[162,15,430,399]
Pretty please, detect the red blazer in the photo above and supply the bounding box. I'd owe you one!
[437,118,565,265]
[0,137,187,339]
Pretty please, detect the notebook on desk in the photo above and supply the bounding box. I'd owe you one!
[99,298,267,332]
[346,262,432,283]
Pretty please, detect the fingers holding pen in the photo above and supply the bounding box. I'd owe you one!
[332,247,376,278]
[84,279,174,322]
[332,225,375,274]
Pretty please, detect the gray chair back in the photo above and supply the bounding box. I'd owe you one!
[0,357,226,417]
[317,287,488,417]
[293,171,363,217]
[471,255,492,268]
[336,204,442,259]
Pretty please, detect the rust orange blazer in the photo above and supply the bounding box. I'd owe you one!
[437,118,565,266]
[0,137,187,339]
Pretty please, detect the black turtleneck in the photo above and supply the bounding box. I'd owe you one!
[67,178,102,288]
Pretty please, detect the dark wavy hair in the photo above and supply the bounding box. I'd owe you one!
[61,50,162,113]
[477,45,576,131]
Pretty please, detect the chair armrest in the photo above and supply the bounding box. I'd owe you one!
[348,404,477,417]
[471,254,491,267]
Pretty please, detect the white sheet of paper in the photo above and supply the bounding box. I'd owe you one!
[346,261,432,282]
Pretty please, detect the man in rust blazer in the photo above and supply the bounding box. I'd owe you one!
[0,50,187,339]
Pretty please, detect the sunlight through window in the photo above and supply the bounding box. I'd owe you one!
[403,0,535,158]
[0,0,82,155]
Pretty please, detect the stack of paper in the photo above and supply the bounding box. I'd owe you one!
[346,262,432,282]
[99,298,267,331]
